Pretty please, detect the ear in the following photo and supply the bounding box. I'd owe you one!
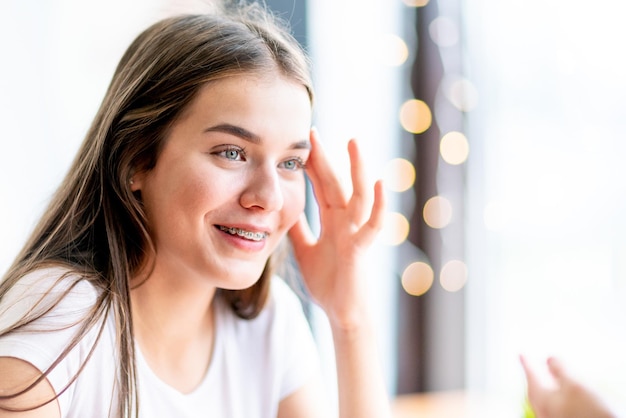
[129,171,145,192]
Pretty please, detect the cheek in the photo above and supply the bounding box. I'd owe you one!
[147,168,218,221]
[181,177,218,208]
[282,179,307,224]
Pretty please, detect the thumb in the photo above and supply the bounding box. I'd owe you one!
[288,213,316,253]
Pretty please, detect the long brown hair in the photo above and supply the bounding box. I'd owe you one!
[0,2,312,416]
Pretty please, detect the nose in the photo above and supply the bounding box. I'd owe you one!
[239,164,284,211]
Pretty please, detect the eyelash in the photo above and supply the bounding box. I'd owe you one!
[280,157,307,171]
[216,146,246,161]
[214,146,307,171]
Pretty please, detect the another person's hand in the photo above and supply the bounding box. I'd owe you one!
[288,128,384,330]
[520,355,615,418]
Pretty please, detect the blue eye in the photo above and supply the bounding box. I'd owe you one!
[217,147,245,161]
[280,158,305,171]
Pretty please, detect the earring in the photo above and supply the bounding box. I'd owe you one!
[130,179,134,185]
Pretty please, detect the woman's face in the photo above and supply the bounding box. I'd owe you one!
[132,73,311,289]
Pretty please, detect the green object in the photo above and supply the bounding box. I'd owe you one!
[523,396,536,418]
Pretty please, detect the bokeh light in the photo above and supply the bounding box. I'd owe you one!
[402,262,434,296]
[440,131,469,165]
[377,34,409,66]
[381,211,410,246]
[403,0,430,6]
[384,158,416,192]
[429,16,459,48]
[447,78,479,112]
[440,260,468,292]
[423,195,453,229]
[400,99,432,134]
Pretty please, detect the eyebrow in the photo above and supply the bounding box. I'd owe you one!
[204,123,310,150]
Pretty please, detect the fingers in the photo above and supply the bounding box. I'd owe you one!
[355,180,386,247]
[547,357,569,385]
[347,139,369,222]
[306,129,347,209]
[307,130,372,215]
[306,129,384,246]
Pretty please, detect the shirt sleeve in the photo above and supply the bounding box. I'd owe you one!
[0,267,100,414]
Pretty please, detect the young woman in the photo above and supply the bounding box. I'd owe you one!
[0,3,390,417]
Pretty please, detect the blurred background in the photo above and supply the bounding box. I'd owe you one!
[2,0,626,415]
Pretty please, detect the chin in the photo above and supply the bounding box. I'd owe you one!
[219,278,260,291]
[218,265,267,291]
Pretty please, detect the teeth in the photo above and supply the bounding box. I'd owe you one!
[219,226,267,241]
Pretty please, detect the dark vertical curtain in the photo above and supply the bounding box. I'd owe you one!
[396,0,466,394]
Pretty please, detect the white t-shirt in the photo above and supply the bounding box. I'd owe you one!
[0,267,319,417]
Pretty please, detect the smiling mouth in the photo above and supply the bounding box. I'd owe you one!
[218,225,268,242]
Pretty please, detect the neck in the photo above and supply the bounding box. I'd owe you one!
[131,274,216,344]
[130,262,218,393]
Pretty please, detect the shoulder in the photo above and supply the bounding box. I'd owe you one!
[0,267,117,418]
[0,265,105,359]
[9,265,99,294]
[0,357,61,417]
[1,266,100,315]
[0,265,104,346]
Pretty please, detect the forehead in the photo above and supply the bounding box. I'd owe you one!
[197,72,310,104]
[180,73,312,130]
